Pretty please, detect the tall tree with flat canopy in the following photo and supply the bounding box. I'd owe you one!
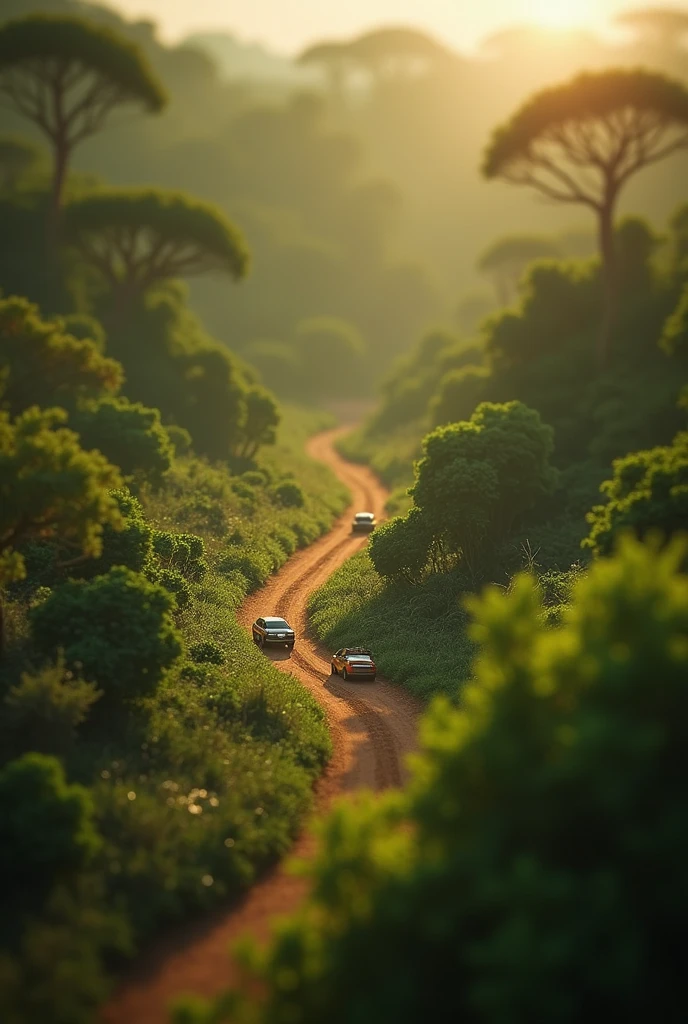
[483,69,688,366]
[64,188,249,310]
[0,15,166,225]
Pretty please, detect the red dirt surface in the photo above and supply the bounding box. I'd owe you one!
[101,427,420,1024]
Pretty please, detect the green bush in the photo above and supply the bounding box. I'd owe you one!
[217,546,273,591]
[269,479,306,508]
[411,401,557,579]
[204,537,688,1024]
[30,567,182,701]
[153,567,192,609]
[0,754,100,903]
[71,397,173,483]
[2,659,101,761]
[85,490,152,577]
[189,640,225,665]
[585,431,688,555]
[152,529,207,580]
[368,507,435,584]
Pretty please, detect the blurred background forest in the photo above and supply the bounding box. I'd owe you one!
[2,0,688,395]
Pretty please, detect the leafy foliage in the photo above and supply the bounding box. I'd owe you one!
[65,188,249,302]
[0,295,122,416]
[585,431,688,554]
[71,397,173,484]
[197,538,688,1024]
[0,752,99,903]
[369,507,435,585]
[0,406,122,588]
[2,659,101,762]
[30,566,183,701]
[269,480,306,509]
[411,401,557,578]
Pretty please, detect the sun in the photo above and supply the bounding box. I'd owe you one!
[532,0,591,31]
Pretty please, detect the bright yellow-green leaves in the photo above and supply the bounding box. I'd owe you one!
[189,536,688,1024]
[0,406,122,586]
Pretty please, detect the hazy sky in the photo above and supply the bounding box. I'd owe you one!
[110,0,686,53]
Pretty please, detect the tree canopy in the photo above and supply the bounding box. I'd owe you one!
[64,189,249,304]
[0,295,122,416]
[197,537,688,1024]
[0,406,122,590]
[483,69,688,363]
[0,14,167,215]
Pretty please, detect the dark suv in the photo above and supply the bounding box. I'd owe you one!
[252,616,295,649]
[330,647,377,681]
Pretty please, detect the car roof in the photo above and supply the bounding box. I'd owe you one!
[354,512,374,519]
[264,616,289,624]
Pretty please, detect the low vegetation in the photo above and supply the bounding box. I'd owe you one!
[187,537,688,1024]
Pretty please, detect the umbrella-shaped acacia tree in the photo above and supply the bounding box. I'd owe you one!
[64,189,249,311]
[483,69,688,366]
[0,15,166,225]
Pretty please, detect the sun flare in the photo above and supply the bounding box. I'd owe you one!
[532,0,590,31]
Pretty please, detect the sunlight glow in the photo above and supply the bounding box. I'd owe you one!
[531,0,591,30]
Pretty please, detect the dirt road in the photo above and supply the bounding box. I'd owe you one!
[102,427,420,1024]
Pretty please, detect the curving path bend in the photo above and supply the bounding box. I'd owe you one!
[102,426,420,1024]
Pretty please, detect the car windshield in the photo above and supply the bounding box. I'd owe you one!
[348,655,372,662]
[355,513,374,521]
[265,619,290,629]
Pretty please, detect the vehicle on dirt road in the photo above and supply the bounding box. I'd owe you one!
[330,647,377,681]
[252,617,295,649]
[352,511,376,533]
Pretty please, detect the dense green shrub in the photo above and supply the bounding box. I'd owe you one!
[0,295,122,417]
[216,546,273,591]
[0,754,99,904]
[269,479,306,508]
[411,401,557,578]
[85,490,152,577]
[189,640,225,665]
[202,537,688,1024]
[30,567,182,701]
[585,431,688,555]
[0,406,123,591]
[1,660,100,761]
[152,529,207,580]
[71,397,173,483]
[368,507,435,584]
[152,567,192,609]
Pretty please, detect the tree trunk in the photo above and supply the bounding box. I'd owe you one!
[48,137,69,241]
[598,201,618,370]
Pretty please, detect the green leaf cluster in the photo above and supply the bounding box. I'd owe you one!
[200,537,688,1024]
[585,431,688,554]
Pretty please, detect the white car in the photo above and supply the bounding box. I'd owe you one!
[352,511,376,534]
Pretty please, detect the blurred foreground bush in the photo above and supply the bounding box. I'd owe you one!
[188,536,688,1024]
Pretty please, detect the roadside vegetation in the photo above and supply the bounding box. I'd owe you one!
[0,11,347,1020]
[187,41,688,1023]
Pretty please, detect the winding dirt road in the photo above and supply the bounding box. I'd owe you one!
[102,427,420,1024]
